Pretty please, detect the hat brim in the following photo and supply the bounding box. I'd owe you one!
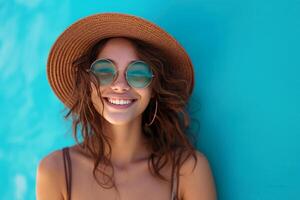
[47,12,194,109]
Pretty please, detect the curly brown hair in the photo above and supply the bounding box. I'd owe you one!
[64,36,200,200]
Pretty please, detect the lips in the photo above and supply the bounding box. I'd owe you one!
[103,97,137,109]
[104,97,137,103]
[103,96,137,101]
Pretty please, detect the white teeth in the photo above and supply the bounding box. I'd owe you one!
[107,98,133,105]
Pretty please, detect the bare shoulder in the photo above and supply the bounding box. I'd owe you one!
[38,149,64,172]
[179,150,217,200]
[36,149,66,200]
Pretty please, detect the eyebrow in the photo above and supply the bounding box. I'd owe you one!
[104,58,139,66]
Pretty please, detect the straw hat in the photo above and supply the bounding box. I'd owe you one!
[47,12,194,109]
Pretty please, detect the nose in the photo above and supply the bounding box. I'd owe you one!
[110,71,131,91]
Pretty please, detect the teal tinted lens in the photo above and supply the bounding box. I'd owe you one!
[91,60,115,85]
[127,61,153,88]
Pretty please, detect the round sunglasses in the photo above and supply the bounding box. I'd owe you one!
[87,58,155,88]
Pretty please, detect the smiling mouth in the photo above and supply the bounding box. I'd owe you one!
[103,97,137,102]
[103,98,137,109]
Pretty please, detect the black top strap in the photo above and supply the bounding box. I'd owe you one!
[170,163,179,200]
[175,171,179,200]
[62,147,72,200]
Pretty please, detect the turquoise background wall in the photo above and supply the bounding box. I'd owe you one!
[0,0,299,199]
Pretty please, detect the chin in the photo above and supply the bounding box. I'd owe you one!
[104,116,134,126]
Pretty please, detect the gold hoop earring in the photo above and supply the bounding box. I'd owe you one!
[145,99,158,126]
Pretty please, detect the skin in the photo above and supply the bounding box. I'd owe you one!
[36,38,217,200]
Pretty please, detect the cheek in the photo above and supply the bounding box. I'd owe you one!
[90,85,105,113]
[140,89,153,108]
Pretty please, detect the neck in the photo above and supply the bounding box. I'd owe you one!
[89,115,151,169]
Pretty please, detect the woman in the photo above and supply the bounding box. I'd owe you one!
[36,13,216,200]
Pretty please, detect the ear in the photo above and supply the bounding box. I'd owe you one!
[90,82,97,91]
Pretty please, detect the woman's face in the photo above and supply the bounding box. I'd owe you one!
[90,37,153,125]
